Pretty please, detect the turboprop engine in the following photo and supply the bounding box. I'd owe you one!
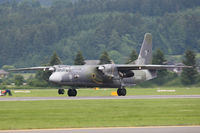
[97,64,116,79]
[98,64,135,79]
[118,70,134,78]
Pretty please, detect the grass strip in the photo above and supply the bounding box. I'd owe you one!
[0,98,200,130]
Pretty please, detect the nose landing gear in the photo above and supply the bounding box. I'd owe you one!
[58,88,65,95]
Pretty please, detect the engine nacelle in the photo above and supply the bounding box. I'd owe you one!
[119,70,134,78]
[98,64,116,79]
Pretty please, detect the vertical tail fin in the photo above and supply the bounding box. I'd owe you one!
[136,33,152,65]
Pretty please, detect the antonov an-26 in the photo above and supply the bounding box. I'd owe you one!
[10,33,191,97]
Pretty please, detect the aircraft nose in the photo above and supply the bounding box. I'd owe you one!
[49,73,62,83]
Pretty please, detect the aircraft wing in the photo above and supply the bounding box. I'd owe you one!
[116,64,192,71]
[9,66,51,71]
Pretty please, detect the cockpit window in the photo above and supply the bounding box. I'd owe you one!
[55,67,70,72]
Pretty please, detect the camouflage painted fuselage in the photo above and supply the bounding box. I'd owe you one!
[49,65,156,88]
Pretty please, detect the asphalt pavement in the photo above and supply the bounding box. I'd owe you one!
[0,95,200,101]
[0,126,200,133]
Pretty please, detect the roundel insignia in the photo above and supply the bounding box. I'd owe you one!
[91,73,96,79]
[91,73,103,84]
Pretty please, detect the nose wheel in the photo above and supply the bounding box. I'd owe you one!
[117,87,127,96]
[58,88,65,95]
[68,88,77,97]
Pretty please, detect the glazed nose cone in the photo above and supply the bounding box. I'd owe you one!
[49,72,62,83]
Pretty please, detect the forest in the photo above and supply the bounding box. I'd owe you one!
[0,0,200,67]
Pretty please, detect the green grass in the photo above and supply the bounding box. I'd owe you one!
[1,87,200,97]
[0,99,200,130]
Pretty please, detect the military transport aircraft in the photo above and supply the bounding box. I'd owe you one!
[10,33,191,97]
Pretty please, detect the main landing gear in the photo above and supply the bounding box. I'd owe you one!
[67,88,77,97]
[58,88,126,97]
[58,88,77,97]
[117,87,127,96]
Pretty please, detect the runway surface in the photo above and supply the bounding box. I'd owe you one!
[0,126,200,133]
[0,95,200,101]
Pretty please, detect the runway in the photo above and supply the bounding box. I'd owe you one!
[0,95,200,101]
[0,126,200,133]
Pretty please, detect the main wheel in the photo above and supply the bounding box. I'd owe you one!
[121,88,127,96]
[117,88,122,96]
[68,89,77,97]
[117,88,127,96]
[58,89,65,95]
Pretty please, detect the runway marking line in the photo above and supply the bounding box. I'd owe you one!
[0,125,200,132]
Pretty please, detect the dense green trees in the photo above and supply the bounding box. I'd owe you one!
[14,75,24,86]
[152,49,169,85]
[99,51,112,65]
[152,49,167,65]
[126,50,138,64]
[74,51,85,65]
[49,52,62,66]
[0,0,200,67]
[181,50,197,85]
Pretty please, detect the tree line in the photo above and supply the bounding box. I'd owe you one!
[0,0,200,67]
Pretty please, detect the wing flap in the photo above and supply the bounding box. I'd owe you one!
[116,64,192,71]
